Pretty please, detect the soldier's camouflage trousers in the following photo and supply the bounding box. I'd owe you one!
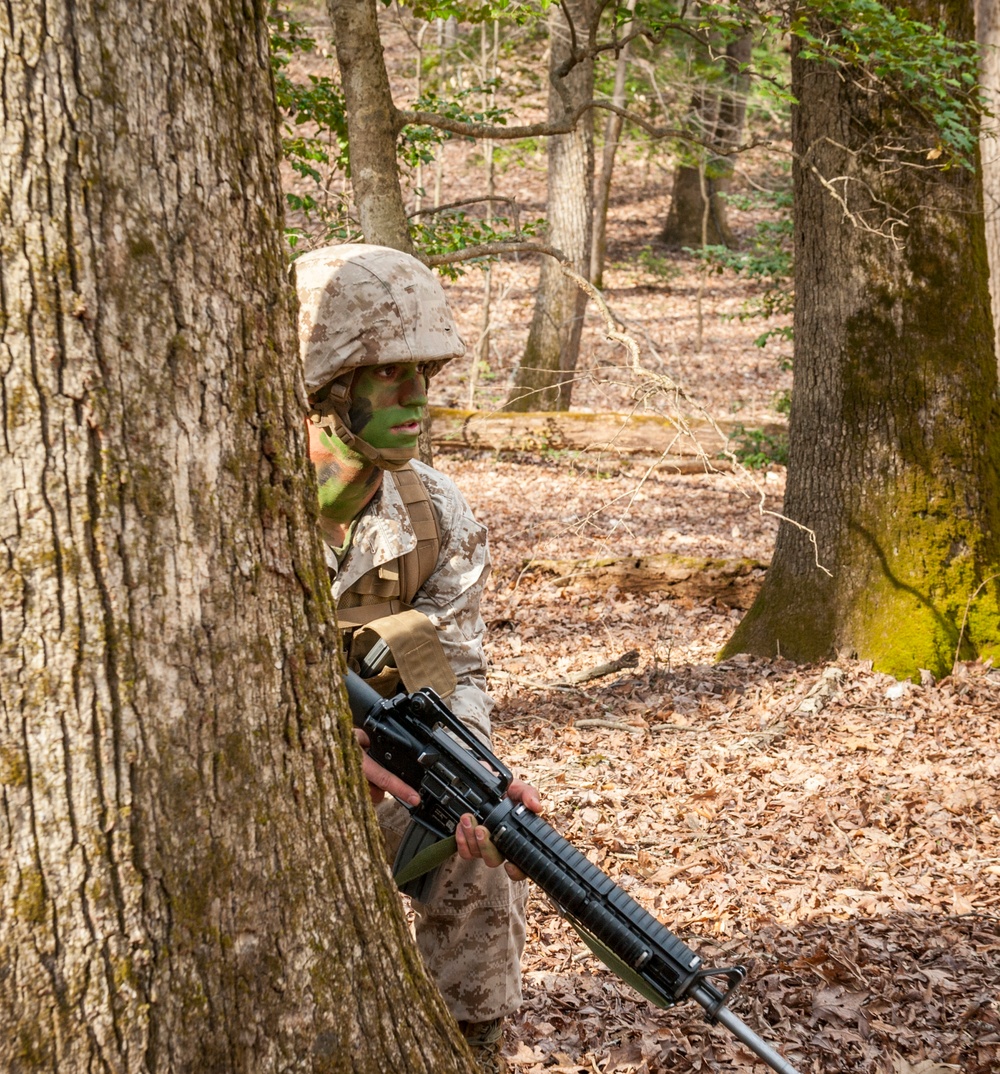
[376,797,529,1022]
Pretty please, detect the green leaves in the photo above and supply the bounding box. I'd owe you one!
[402,1,552,25]
[411,212,543,276]
[270,12,349,189]
[724,422,789,468]
[400,84,513,169]
[791,0,984,166]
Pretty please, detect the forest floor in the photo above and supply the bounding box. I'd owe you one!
[282,6,1000,1071]
[430,178,1000,1070]
[440,447,1000,1074]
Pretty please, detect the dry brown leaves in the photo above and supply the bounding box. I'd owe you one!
[422,106,997,1071]
[435,452,1000,1074]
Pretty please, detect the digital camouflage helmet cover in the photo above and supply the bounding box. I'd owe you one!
[296,244,465,467]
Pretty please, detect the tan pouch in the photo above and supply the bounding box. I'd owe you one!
[350,608,458,699]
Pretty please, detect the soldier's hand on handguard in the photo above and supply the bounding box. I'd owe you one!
[456,780,543,882]
[354,727,421,808]
[355,724,541,880]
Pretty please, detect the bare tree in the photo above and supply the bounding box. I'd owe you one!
[660,34,753,249]
[329,0,415,251]
[977,0,1000,367]
[506,0,596,412]
[591,0,639,287]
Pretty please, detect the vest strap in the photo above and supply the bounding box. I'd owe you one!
[336,599,410,629]
[390,466,442,605]
[336,464,453,697]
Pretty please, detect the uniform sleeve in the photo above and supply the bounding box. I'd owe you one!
[408,464,494,744]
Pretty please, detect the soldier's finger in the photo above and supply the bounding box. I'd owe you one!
[456,814,479,860]
[475,826,505,869]
[507,778,543,814]
[362,754,420,807]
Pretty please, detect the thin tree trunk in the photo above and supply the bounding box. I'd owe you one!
[661,35,752,249]
[469,20,500,409]
[591,0,637,287]
[506,0,595,412]
[413,19,431,215]
[329,0,415,252]
[721,8,1000,681]
[977,0,1000,368]
[0,2,471,1069]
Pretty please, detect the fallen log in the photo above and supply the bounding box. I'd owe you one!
[525,552,768,609]
[429,406,784,463]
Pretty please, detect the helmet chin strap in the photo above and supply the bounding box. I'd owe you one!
[308,377,417,472]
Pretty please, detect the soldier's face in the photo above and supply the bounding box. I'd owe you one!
[348,363,428,450]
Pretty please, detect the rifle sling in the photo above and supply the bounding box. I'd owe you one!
[393,834,458,889]
[564,912,673,1009]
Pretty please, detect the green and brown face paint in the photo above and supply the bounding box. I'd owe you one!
[306,421,381,523]
[348,363,428,451]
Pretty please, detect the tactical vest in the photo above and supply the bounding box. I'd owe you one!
[336,464,457,698]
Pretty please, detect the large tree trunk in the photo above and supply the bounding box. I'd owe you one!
[977,0,1000,368]
[721,6,1000,681]
[329,0,415,253]
[660,35,752,249]
[506,0,595,412]
[0,3,471,1070]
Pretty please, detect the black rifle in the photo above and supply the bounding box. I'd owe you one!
[346,671,802,1074]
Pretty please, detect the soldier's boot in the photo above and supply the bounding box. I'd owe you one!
[459,1018,507,1074]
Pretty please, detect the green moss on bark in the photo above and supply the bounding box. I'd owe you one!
[14,867,47,925]
[722,18,1000,681]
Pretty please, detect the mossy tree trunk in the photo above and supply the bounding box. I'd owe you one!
[721,5,1000,681]
[660,35,752,250]
[506,0,595,412]
[329,0,415,254]
[0,3,472,1071]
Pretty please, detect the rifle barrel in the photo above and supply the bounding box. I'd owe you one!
[489,801,803,1074]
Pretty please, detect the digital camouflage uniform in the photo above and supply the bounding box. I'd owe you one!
[297,244,529,1046]
[323,460,528,1021]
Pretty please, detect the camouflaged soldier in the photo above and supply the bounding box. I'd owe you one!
[296,244,539,1074]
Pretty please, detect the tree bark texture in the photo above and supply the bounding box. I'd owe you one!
[977,0,1000,368]
[660,35,752,250]
[591,0,637,287]
[722,5,1000,680]
[328,0,415,253]
[506,0,595,412]
[0,3,470,1071]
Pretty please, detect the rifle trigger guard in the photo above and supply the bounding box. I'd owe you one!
[692,964,747,1022]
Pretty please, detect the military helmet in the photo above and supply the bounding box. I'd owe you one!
[295,243,466,399]
[294,243,465,469]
